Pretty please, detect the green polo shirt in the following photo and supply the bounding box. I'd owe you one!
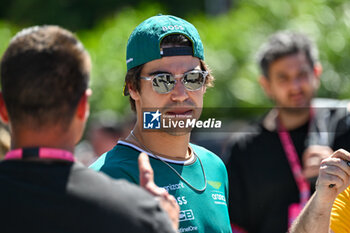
[90,141,232,233]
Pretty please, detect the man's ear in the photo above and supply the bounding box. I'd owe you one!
[259,75,273,98]
[128,83,140,101]
[76,89,92,121]
[313,63,322,78]
[0,92,9,124]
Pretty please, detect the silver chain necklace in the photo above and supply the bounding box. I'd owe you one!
[130,130,207,192]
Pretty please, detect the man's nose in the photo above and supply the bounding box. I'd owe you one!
[170,79,189,102]
[290,77,302,90]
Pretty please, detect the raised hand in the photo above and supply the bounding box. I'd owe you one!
[138,152,180,230]
[316,149,350,200]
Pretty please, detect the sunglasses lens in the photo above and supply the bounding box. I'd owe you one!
[152,74,176,94]
[183,72,206,90]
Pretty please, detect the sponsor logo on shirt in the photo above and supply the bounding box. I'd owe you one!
[179,225,198,232]
[208,180,222,189]
[211,191,227,206]
[212,193,226,201]
[176,196,188,206]
[161,182,185,192]
[179,209,195,222]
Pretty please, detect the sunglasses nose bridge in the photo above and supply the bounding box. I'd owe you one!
[168,73,186,91]
[170,79,189,102]
[173,73,185,81]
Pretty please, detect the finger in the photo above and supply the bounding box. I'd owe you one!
[153,187,168,197]
[319,164,348,188]
[138,153,169,197]
[321,158,350,177]
[319,168,345,187]
[138,152,154,188]
[162,193,179,209]
[331,149,350,162]
[321,162,348,180]
[168,195,180,215]
[159,194,180,229]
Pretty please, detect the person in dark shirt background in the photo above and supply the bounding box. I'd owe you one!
[225,31,349,233]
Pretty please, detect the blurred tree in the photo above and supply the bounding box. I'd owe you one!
[1,0,350,121]
[78,0,350,119]
[0,0,210,30]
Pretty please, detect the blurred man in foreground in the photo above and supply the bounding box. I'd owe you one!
[0,25,178,233]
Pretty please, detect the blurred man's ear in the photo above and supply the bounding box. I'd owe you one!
[314,63,322,78]
[259,75,273,99]
[76,89,92,122]
[0,93,9,124]
[313,63,322,89]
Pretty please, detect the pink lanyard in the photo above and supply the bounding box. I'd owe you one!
[277,114,311,206]
[4,147,75,162]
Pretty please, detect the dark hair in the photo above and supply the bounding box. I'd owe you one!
[124,34,214,112]
[257,31,318,78]
[0,25,91,128]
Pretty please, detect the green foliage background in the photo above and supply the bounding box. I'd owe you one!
[1,0,350,122]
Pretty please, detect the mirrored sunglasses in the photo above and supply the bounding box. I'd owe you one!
[140,70,208,94]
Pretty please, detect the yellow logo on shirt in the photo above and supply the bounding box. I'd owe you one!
[208,181,222,189]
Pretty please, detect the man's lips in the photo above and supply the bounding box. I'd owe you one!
[164,109,194,117]
[289,93,305,102]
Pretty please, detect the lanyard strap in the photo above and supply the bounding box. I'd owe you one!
[4,147,75,162]
[277,112,312,205]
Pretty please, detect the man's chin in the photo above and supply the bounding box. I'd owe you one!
[279,105,310,114]
[164,130,191,136]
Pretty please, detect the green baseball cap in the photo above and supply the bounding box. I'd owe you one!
[126,14,205,71]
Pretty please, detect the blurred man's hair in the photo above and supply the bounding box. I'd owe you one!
[257,31,319,78]
[0,26,91,129]
[124,34,214,112]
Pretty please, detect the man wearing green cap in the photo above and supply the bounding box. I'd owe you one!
[90,15,231,232]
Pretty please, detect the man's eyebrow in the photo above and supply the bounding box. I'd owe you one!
[186,68,202,72]
[148,71,171,76]
[148,68,202,76]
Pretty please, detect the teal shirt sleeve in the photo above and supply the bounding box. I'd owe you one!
[89,153,107,171]
[89,148,140,184]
